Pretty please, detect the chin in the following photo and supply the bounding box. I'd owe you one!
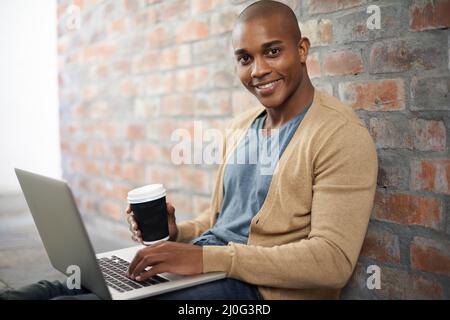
[256,96,285,109]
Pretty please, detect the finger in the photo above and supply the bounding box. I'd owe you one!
[126,206,131,214]
[128,248,147,276]
[166,202,174,213]
[136,264,167,281]
[126,214,133,225]
[132,254,164,277]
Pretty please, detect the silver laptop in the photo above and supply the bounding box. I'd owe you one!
[14,168,226,300]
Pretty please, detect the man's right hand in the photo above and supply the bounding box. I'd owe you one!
[126,202,178,243]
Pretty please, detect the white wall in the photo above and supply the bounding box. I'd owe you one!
[0,0,60,194]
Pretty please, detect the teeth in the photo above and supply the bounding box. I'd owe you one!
[257,80,278,89]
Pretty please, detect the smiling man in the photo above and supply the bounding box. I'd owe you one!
[1,0,377,300]
[126,0,378,300]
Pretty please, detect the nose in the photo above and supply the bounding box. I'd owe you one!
[251,56,271,79]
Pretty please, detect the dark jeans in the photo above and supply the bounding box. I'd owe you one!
[0,278,262,300]
[0,238,262,300]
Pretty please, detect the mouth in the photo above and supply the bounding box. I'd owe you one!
[252,79,282,96]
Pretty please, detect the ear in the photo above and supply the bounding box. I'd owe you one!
[297,37,310,64]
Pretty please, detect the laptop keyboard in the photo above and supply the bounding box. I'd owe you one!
[98,256,169,293]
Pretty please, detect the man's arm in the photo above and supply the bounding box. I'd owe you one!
[201,122,378,289]
[175,206,214,243]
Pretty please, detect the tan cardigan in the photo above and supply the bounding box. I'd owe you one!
[176,89,378,300]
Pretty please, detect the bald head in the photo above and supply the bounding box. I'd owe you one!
[235,0,301,44]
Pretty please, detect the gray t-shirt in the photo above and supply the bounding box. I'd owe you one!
[192,104,311,246]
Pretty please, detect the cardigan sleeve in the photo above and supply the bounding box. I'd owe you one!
[175,207,214,243]
[202,121,378,289]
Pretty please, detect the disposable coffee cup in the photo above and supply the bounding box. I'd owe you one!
[127,184,169,245]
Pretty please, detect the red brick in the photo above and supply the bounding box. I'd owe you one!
[192,37,231,64]
[158,0,190,21]
[111,59,131,78]
[231,89,260,116]
[410,237,450,277]
[108,143,131,160]
[212,66,237,88]
[132,52,159,73]
[306,52,321,78]
[373,192,443,230]
[174,67,210,92]
[122,162,145,183]
[360,227,401,263]
[178,167,211,194]
[145,165,180,189]
[84,160,99,175]
[143,73,174,96]
[323,50,364,76]
[369,38,442,73]
[210,8,239,35]
[134,7,158,28]
[126,124,146,140]
[160,94,195,116]
[100,200,122,220]
[147,26,172,48]
[161,45,191,69]
[176,19,209,43]
[411,159,450,195]
[74,142,89,156]
[104,162,123,179]
[84,43,117,60]
[110,183,131,201]
[90,63,109,79]
[109,17,128,34]
[299,19,333,47]
[194,91,232,116]
[305,0,362,14]
[90,142,107,158]
[133,143,161,162]
[410,0,450,31]
[133,98,161,119]
[192,0,224,14]
[339,79,405,111]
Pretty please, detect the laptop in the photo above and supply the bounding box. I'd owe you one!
[14,168,226,300]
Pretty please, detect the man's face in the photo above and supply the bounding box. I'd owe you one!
[232,15,304,109]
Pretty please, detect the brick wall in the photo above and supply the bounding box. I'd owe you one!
[57,0,450,299]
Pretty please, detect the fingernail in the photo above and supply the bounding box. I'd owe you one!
[136,276,141,281]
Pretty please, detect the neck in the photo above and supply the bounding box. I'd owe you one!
[264,71,314,129]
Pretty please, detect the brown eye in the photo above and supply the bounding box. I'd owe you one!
[267,48,280,56]
[238,54,251,65]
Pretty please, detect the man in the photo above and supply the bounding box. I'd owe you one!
[125,0,377,300]
[1,0,377,300]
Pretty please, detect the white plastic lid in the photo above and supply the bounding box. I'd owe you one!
[127,184,166,204]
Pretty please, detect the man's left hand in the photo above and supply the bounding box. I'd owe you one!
[126,241,203,281]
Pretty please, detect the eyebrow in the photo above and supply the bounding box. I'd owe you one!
[234,40,283,56]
